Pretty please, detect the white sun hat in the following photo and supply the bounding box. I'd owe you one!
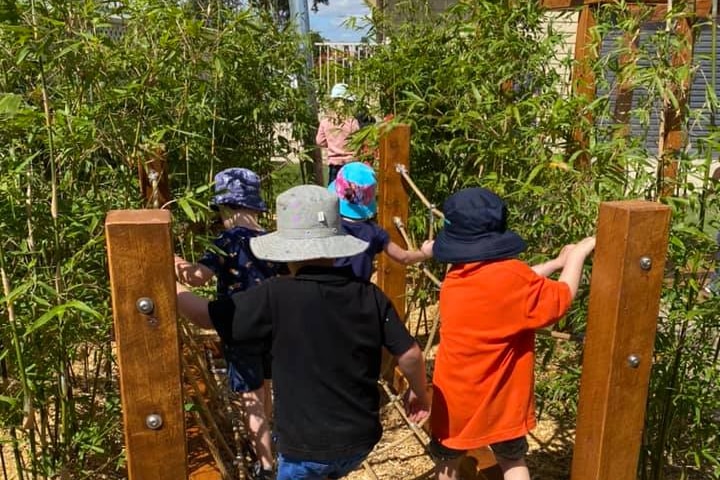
[250,185,368,262]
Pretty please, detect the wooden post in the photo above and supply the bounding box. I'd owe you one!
[571,201,671,480]
[376,124,410,319]
[660,17,694,197]
[571,4,598,170]
[137,145,171,208]
[106,210,187,480]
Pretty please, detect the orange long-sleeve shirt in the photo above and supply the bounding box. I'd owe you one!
[430,259,572,449]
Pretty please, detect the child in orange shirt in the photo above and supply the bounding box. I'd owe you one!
[429,187,595,480]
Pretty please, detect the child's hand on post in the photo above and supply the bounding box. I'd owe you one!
[575,236,596,256]
[554,243,576,269]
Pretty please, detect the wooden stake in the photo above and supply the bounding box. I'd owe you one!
[137,145,171,209]
[660,17,694,197]
[376,124,410,320]
[571,200,671,480]
[571,4,598,170]
[106,210,187,480]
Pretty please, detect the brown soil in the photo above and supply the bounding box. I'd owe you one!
[346,406,574,480]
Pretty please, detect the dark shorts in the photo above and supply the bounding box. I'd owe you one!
[327,164,342,185]
[428,436,529,462]
[223,345,271,393]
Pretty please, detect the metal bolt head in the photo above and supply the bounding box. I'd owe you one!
[136,297,155,315]
[627,354,641,369]
[145,414,163,430]
[639,256,652,271]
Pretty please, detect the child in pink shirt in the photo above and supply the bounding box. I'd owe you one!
[316,83,362,185]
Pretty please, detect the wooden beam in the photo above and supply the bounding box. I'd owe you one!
[542,0,711,17]
[613,31,639,138]
[376,124,410,319]
[571,5,598,169]
[659,17,694,197]
[137,145,171,209]
[571,200,671,480]
[543,0,697,8]
[106,210,188,480]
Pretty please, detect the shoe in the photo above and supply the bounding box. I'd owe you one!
[252,462,274,480]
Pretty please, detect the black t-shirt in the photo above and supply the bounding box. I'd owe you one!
[208,265,415,461]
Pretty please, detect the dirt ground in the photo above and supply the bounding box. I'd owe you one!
[346,405,575,480]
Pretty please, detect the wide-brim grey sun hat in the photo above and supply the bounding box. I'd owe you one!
[250,185,368,262]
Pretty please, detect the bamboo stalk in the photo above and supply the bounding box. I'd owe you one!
[395,165,444,219]
[378,380,429,449]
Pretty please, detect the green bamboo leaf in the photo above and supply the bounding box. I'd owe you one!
[177,197,197,222]
[523,163,545,187]
[25,300,103,337]
[0,395,17,406]
[0,282,31,305]
[0,93,22,116]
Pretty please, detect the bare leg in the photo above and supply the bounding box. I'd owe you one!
[263,380,273,420]
[495,456,530,480]
[435,456,463,480]
[241,386,273,471]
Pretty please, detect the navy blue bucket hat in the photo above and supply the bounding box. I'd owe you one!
[210,168,267,212]
[433,187,527,263]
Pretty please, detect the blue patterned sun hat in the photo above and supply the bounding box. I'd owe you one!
[211,168,267,212]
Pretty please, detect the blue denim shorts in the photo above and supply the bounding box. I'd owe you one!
[276,450,370,480]
[223,345,271,393]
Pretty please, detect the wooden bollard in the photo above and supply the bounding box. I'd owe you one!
[106,210,187,480]
[571,200,671,480]
[376,123,410,320]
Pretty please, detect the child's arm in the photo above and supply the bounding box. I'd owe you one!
[558,236,596,299]
[532,244,575,277]
[174,255,214,286]
[176,282,213,329]
[315,120,328,147]
[384,239,434,266]
[396,343,430,423]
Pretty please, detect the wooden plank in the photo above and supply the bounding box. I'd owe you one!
[376,124,410,320]
[570,201,671,480]
[137,145,171,209]
[543,0,683,7]
[660,17,694,197]
[571,5,597,170]
[106,210,188,480]
[613,31,639,138]
[542,0,711,16]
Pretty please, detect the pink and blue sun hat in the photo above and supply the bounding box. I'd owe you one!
[328,162,378,220]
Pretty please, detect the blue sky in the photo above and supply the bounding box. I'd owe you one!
[309,0,371,42]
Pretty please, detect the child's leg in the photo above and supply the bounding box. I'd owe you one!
[429,439,465,480]
[263,379,273,420]
[241,387,274,471]
[226,349,274,473]
[490,437,530,480]
[434,457,463,480]
[495,457,530,480]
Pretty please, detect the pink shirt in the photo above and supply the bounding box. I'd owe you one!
[316,115,360,166]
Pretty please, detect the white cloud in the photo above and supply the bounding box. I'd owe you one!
[310,0,371,41]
